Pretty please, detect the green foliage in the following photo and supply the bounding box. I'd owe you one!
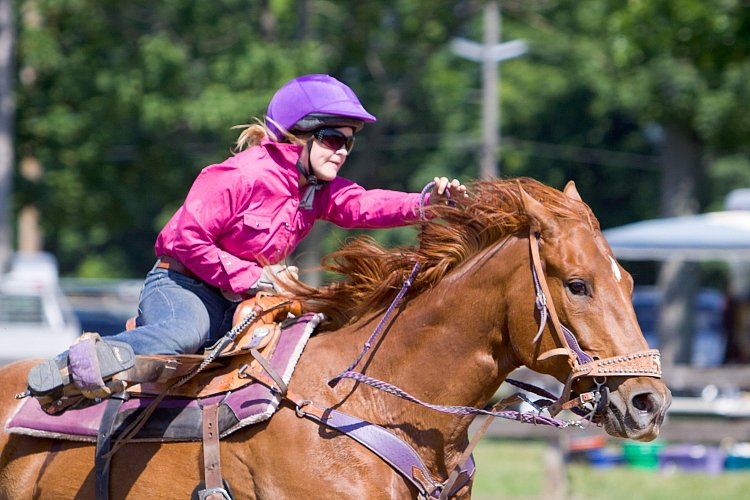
[15,0,328,275]
[11,0,750,278]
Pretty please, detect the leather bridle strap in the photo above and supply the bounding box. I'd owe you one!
[198,403,231,500]
[94,392,128,500]
[527,228,662,416]
[528,229,577,367]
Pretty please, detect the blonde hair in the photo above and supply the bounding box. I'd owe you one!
[232,117,308,153]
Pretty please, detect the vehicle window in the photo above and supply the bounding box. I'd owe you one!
[0,293,45,324]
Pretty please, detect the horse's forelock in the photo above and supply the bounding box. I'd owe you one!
[299,178,594,330]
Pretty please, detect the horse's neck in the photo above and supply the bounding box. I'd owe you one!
[328,236,528,464]
[383,237,525,402]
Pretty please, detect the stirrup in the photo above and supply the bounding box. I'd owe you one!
[27,333,135,399]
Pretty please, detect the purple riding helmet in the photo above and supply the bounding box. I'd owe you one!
[266,74,376,140]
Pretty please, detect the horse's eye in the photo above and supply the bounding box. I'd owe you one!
[568,280,588,296]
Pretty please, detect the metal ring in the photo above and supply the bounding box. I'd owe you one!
[295,400,312,418]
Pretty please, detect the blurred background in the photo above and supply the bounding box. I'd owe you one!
[2,1,750,497]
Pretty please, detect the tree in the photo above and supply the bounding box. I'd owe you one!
[15,0,326,277]
[513,0,750,365]
[12,0,750,336]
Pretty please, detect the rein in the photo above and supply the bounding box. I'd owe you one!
[328,184,658,426]
[328,181,435,385]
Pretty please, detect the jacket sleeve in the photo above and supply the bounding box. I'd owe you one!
[169,167,264,293]
[318,178,427,228]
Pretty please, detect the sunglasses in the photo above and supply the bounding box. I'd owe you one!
[313,128,355,154]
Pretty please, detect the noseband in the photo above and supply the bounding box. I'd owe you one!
[526,228,662,417]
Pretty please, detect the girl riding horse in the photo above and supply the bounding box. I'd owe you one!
[26,74,466,403]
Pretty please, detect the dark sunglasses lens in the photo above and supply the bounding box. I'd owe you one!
[317,129,354,153]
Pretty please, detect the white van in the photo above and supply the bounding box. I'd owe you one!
[0,252,81,366]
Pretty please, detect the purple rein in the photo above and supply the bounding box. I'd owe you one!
[328,181,434,387]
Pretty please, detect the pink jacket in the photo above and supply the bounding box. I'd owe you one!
[154,139,426,293]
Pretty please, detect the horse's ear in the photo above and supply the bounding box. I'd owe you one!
[519,186,557,236]
[563,180,583,202]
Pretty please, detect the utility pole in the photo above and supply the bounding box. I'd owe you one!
[451,1,527,179]
[0,0,15,270]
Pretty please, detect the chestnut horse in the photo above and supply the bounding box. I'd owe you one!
[0,178,671,499]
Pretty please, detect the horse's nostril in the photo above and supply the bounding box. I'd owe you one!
[631,392,656,413]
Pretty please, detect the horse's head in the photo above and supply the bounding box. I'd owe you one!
[293,177,670,442]
[505,180,671,441]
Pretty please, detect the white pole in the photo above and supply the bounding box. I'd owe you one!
[451,1,526,180]
[481,1,499,179]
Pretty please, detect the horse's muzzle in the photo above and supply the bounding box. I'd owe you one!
[602,377,672,441]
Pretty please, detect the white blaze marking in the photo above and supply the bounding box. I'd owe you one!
[609,256,622,282]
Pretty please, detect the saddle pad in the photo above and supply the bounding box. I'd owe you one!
[5,313,323,443]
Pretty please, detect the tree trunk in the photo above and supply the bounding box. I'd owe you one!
[0,0,15,270]
[657,123,703,367]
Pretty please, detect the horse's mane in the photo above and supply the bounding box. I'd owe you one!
[292,177,599,331]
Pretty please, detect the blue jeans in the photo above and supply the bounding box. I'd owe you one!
[105,264,238,355]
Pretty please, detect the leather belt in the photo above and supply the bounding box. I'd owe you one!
[156,255,250,302]
[156,255,198,279]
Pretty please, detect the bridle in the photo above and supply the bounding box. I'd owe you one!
[524,227,662,418]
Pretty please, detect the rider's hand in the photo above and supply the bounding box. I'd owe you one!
[222,264,300,302]
[256,264,299,295]
[431,177,467,204]
[273,265,299,292]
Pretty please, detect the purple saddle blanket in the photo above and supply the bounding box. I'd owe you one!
[5,313,323,443]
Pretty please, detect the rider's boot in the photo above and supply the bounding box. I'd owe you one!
[27,332,135,407]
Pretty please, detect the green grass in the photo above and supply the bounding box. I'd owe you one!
[471,438,750,500]
[471,439,547,499]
